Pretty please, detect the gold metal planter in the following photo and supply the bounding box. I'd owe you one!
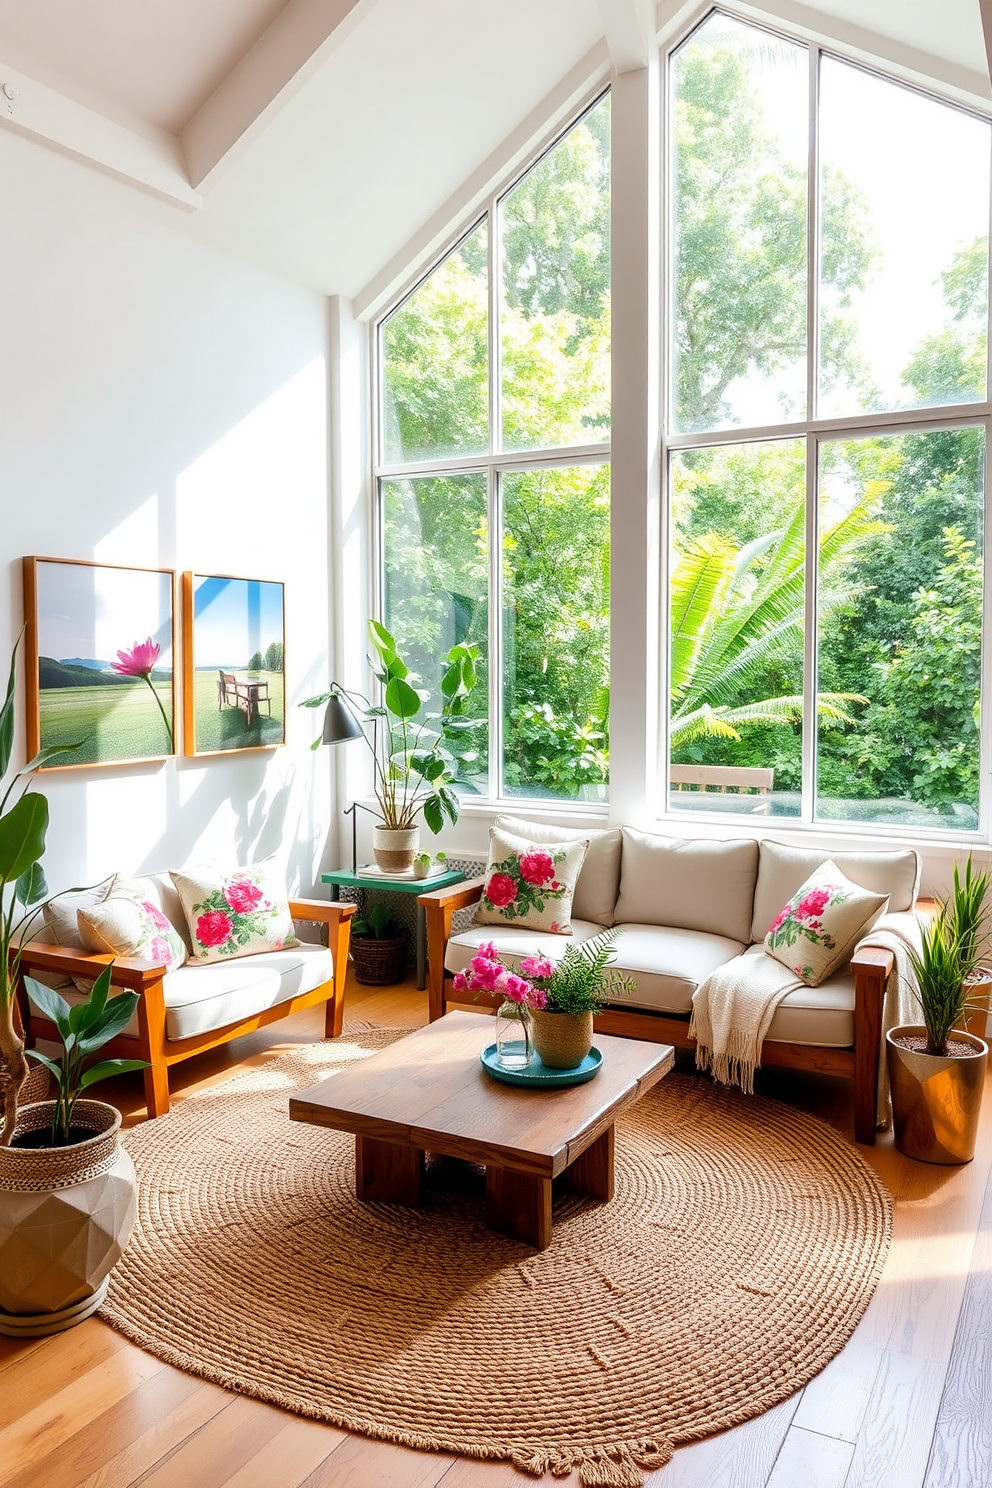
[886,1025,988,1165]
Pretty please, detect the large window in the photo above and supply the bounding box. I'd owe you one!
[379,94,611,803]
[667,12,990,832]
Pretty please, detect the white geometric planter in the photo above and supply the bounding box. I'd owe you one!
[0,1100,136,1336]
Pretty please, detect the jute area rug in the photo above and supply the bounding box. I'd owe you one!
[103,1025,892,1487]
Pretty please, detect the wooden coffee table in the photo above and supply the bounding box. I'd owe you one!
[289,1011,674,1250]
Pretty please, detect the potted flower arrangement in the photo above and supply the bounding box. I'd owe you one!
[453,928,634,1070]
[0,638,144,1334]
[302,622,481,872]
[886,857,990,1165]
[349,904,408,986]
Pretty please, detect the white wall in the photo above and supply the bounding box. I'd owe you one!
[0,129,336,898]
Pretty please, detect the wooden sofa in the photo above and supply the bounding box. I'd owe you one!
[15,883,355,1119]
[421,819,921,1146]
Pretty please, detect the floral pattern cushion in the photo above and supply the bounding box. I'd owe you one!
[77,894,187,972]
[170,859,299,965]
[763,861,888,986]
[474,827,588,935]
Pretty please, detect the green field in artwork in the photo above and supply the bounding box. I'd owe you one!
[194,669,285,753]
[39,680,174,765]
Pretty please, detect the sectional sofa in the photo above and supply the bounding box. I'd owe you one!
[420,817,922,1145]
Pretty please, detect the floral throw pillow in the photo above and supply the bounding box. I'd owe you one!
[77,895,187,973]
[764,861,888,986]
[170,859,299,965]
[475,827,588,935]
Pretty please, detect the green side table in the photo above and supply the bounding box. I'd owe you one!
[321,867,466,991]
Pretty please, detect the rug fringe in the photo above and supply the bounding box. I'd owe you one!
[511,1439,673,1486]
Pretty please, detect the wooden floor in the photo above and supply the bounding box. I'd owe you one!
[1,973,990,1488]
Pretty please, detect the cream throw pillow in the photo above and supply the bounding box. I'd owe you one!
[475,827,588,935]
[764,861,888,986]
[170,858,299,964]
[43,877,115,947]
[77,895,187,973]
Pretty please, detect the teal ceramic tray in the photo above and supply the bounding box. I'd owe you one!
[479,1043,603,1088]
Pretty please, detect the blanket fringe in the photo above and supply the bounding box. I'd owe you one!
[693,1023,760,1095]
[512,1439,673,1486]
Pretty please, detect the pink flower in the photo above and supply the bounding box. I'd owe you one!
[452,970,468,993]
[796,888,831,920]
[526,986,548,1011]
[141,900,170,931]
[769,907,789,934]
[196,910,233,948]
[225,878,263,915]
[520,955,554,980]
[502,974,532,1003]
[519,851,555,887]
[486,873,517,908]
[478,941,498,960]
[111,637,161,678]
[149,936,170,965]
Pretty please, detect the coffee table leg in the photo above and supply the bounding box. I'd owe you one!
[486,1166,553,1250]
[356,1136,424,1206]
[564,1124,614,1202]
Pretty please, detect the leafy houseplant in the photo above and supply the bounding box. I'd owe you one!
[886,856,990,1165]
[350,904,408,987]
[302,622,481,866]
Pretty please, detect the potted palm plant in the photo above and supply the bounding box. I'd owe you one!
[303,623,481,872]
[886,858,990,1165]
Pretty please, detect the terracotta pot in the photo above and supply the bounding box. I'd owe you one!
[531,1009,594,1070]
[0,1100,136,1335]
[372,825,420,873]
[886,1025,988,1165]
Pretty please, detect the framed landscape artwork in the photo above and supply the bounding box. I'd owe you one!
[23,557,176,770]
[182,573,286,757]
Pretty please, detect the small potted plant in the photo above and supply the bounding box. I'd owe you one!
[887,858,990,1165]
[454,928,634,1070]
[302,623,481,872]
[349,904,408,986]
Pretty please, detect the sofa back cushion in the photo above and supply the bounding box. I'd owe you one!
[495,815,622,927]
[750,840,920,943]
[614,828,758,943]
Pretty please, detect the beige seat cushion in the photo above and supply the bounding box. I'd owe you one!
[445,920,604,975]
[495,815,622,926]
[751,840,920,942]
[61,943,334,1042]
[614,828,758,943]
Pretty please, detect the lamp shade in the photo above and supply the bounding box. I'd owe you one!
[321,689,364,745]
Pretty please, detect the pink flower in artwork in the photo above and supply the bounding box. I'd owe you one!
[519,851,555,887]
[520,955,554,981]
[796,888,831,921]
[141,900,170,931]
[196,910,233,948]
[111,637,161,678]
[225,878,263,915]
[486,873,518,908]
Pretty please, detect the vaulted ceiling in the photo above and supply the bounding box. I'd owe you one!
[0,0,987,302]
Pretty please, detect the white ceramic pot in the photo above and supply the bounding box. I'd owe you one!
[372,825,420,873]
[0,1099,136,1335]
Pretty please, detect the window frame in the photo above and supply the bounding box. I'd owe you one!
[660,6,992,844]
[372,87,613,812]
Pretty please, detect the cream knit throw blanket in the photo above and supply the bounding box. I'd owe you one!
[689,912,922,1129]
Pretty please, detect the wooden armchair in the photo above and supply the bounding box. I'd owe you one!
[419,878,894,1146]
[14,899,356,1120]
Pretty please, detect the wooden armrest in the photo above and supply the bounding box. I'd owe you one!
[851,946,895,978]
[418,877,486,912]
[289,898,357,924]
[13,941,168,988]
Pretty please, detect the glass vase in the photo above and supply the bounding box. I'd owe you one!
[495,1000,533,1070]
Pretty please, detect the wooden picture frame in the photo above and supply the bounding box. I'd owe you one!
[23,556,177,771]
[181,572,286,757]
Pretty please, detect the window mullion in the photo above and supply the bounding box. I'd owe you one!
[488,463,503,797]
[802,435,819,823]
[807,43,820,423]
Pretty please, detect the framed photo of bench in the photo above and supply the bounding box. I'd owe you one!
[181,572,286,757]
[23,556,176,770]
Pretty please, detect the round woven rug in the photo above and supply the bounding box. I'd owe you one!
[103,1025,892,1486]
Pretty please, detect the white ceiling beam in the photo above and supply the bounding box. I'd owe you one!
[597,0,653,72]
[181,0,381,190]
[0,57,199,209]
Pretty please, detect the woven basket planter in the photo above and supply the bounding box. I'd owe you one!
[530,1009,594,1069]
[0,1099,136,1335]
[350,932,408,986]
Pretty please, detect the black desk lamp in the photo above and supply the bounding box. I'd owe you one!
[320,685,372,875]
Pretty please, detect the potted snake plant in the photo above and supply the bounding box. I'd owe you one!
[886,857,989,1165]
